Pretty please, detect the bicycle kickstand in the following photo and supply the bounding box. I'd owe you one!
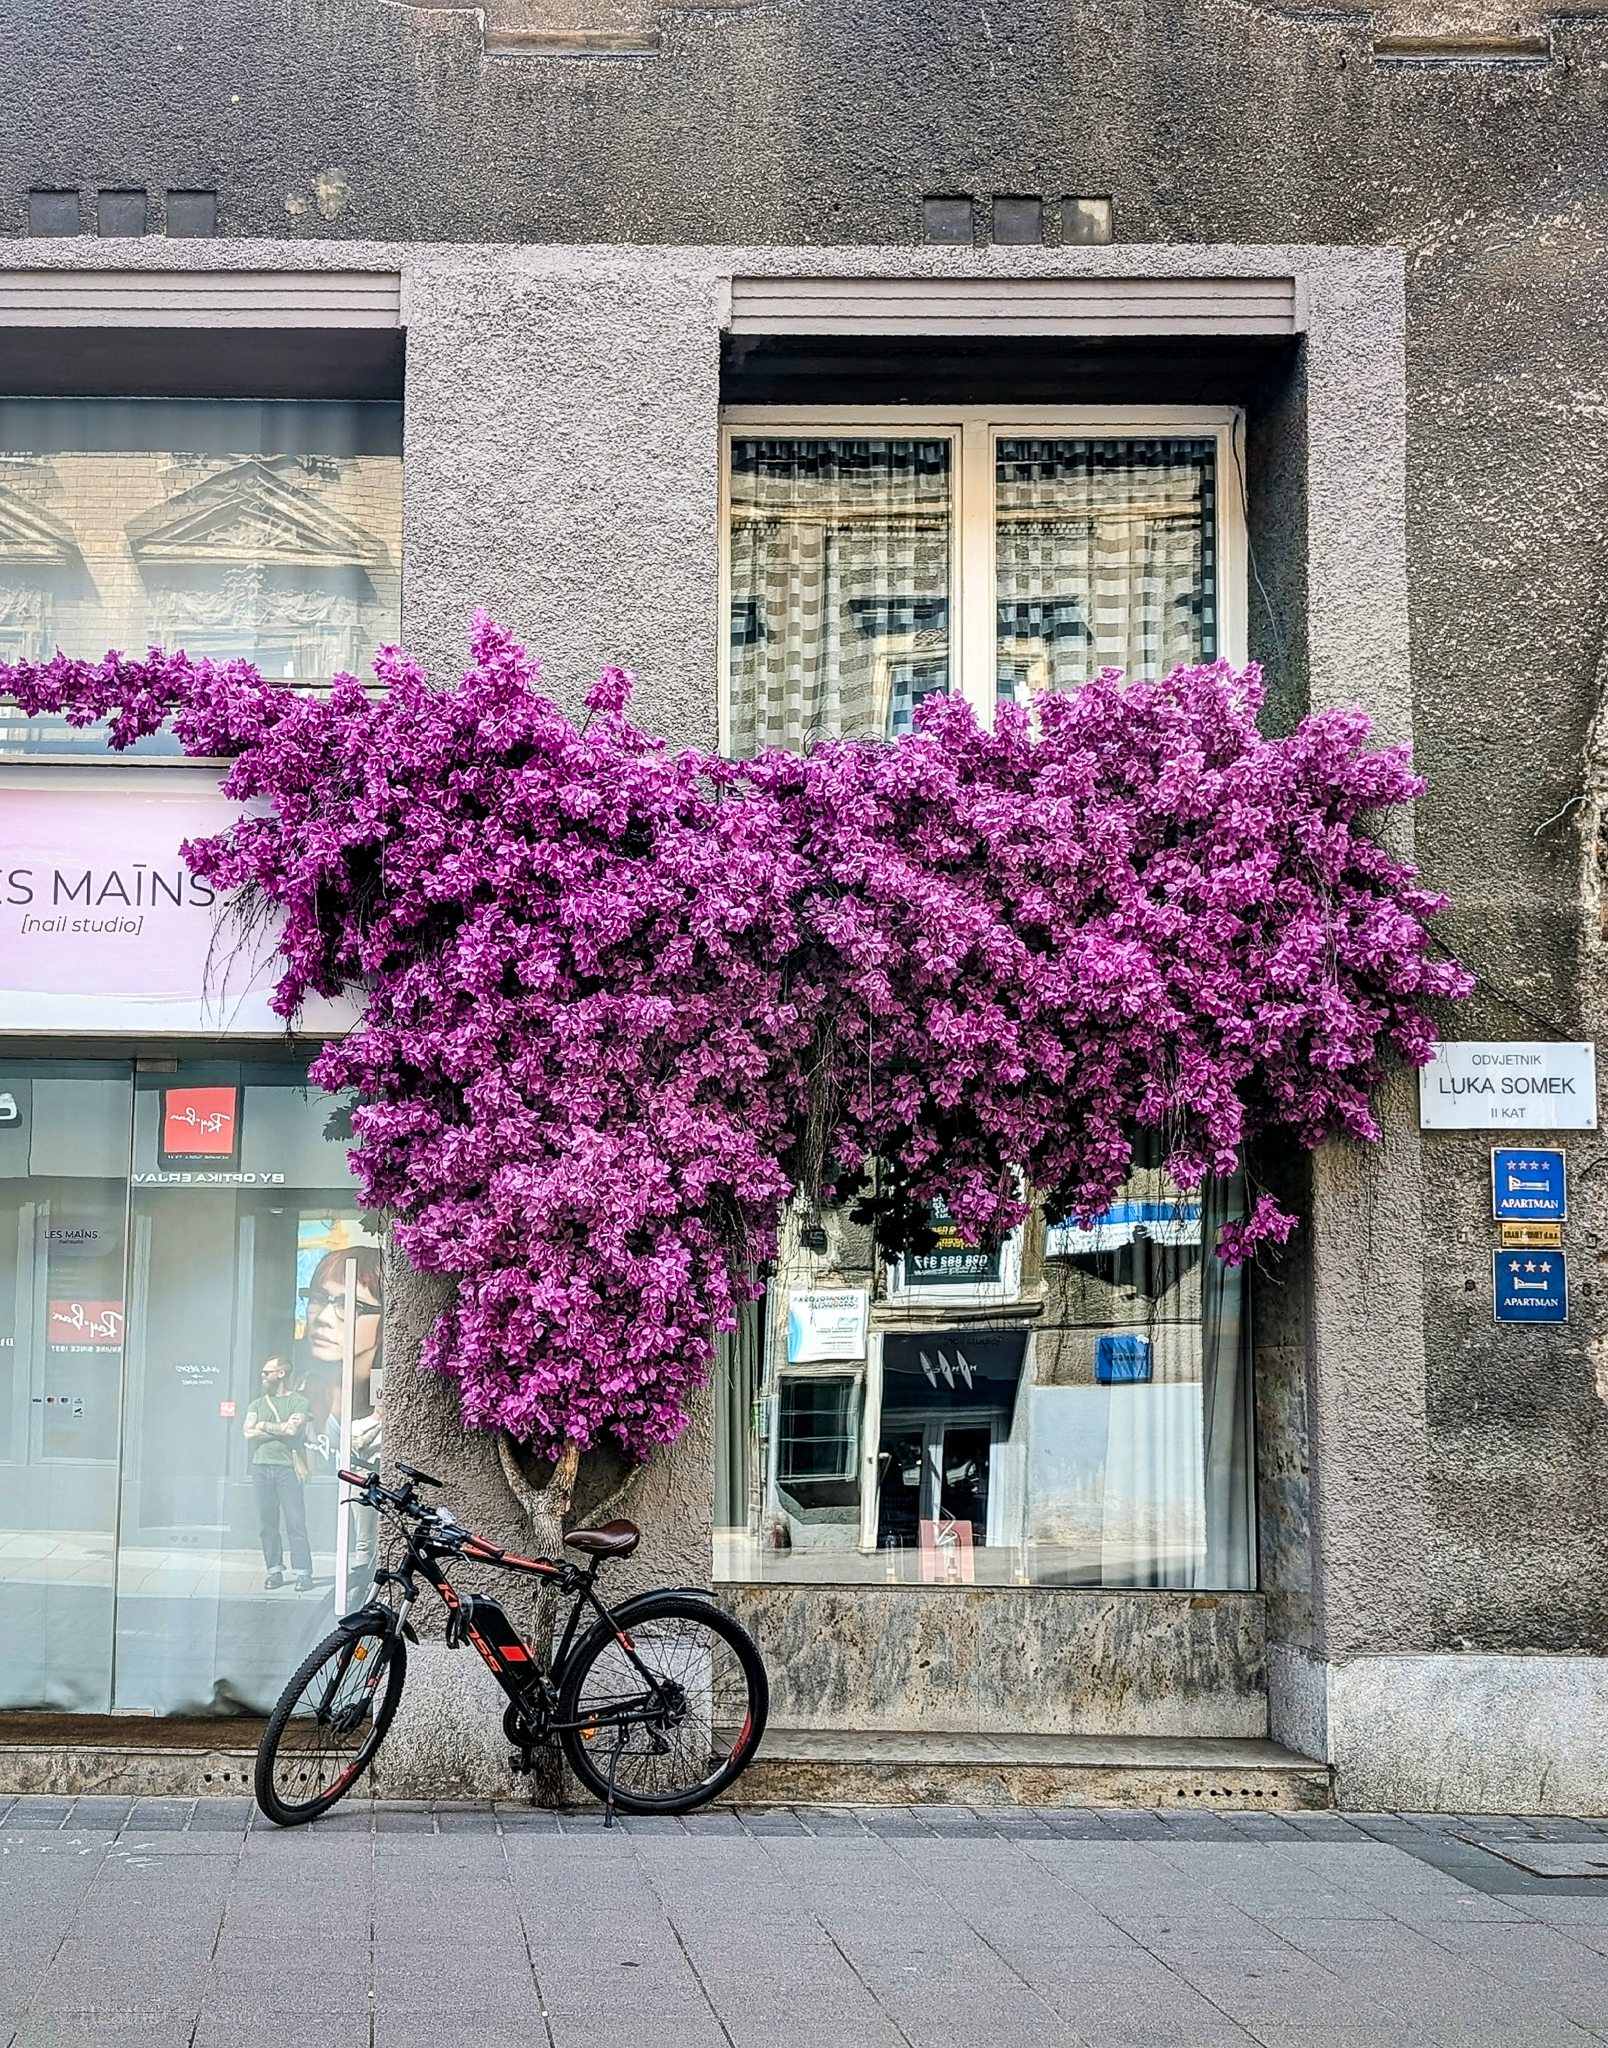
[603,1724,627,1830]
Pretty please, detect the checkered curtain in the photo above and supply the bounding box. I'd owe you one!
[728,439,951,757]
[995,439,1217,702]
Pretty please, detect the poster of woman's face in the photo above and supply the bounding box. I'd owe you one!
[296,1231,384,1429]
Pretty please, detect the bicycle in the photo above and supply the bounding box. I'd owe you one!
[253,1462,768,1828]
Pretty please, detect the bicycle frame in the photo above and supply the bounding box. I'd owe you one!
[338,1477,674,1753]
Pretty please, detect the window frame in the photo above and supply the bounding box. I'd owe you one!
[718,404,1248,756]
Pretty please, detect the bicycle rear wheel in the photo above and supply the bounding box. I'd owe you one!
[255,1621,406,1826]
[557,1594,767,1815]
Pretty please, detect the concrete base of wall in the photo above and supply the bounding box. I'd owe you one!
[1270,1646,1608,1813]
[718,1584,1268,1736]
[367,1642,513,1800]
[734,1730,1330,1810]
[0,1718,1328,1810]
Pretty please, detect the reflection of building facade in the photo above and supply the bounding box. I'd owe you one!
[1,1065,381,1713]
[0,405,400,690]
[718,1160,1249,1596]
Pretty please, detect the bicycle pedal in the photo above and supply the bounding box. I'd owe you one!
[508,1748,533,1774]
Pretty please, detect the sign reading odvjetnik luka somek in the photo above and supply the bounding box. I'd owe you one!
[1418,1042,1599,1130]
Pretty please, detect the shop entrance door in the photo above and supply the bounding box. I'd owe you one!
[874,1419,995,1548]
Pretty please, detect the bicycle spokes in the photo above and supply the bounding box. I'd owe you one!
[272,1635,388,1805]
[568,1611,750,1801]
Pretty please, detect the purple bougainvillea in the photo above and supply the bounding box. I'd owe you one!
[1,617,1471,1459]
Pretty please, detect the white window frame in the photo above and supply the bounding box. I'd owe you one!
[719,405,1248,757]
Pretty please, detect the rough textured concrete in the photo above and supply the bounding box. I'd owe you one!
[1324,1654,1608,1815]
[6,1796,1608,2048]
[2,7,1606,1707]
[720,1585,1268,1737]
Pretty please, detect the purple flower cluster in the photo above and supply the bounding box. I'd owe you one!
[1,621,1470,1456]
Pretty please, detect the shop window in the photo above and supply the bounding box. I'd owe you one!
[721,406,1245,757]
[713,1145,1255,1593]
[777,1374,860,1509]
[0,398,402,761]
[0,1058,384,1713]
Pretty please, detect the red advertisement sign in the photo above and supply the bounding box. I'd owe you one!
[48,1299,124,1346]
[161,1086,239,1160]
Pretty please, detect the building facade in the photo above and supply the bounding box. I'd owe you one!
[1,0,1606,1812]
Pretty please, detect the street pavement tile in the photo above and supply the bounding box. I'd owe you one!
[188,1798,253,1831]
[294,1806,372,1833]
[855,1806,935,1832]
[3,1799,74,1829]
[8,2022,203,2048]
[795,1806,871,1834]
[368,1805,437,1831]
[64,1797,135,1829]
[678,1807,745,1833]
[544,2021,732,2048]
[1029,1809,1117,1837]
[191,2015,373,2048]
[123,1799,197,1831]
[720,2014,912,2048]
[495,1803,562,1830]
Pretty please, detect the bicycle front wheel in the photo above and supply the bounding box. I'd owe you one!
[557,1594,767,1815]
[255,1621,407,1826]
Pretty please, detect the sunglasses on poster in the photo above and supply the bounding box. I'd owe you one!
[300,1286,381,1317]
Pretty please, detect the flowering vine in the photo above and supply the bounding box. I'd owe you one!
[1,619,1470,1464]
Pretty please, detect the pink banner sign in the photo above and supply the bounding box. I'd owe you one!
[0,768,358,1035]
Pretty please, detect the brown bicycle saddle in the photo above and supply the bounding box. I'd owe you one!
[563,1519,641,1558]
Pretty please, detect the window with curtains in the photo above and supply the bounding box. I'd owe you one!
[721,408,1244,758]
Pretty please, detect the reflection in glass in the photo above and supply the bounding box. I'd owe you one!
[728,438,951,756]
[995,438,1217,702]
[0,400,403,760]
[115,1064,381,1712]
[0,1058,383,1714]
[0,1065,131,1709]
[714,1148,1254,1592]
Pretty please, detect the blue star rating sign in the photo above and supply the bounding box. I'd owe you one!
[1494,1249,1568,1324]
[1491,1148,1566,1223]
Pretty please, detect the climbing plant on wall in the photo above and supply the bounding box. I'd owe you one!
[2,615,1470,1487]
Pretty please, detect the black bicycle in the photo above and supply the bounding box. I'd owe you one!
[254,1462,768,1827]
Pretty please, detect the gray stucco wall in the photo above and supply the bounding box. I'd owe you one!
[10,6,1608,1696]
[5,154,1608,1802]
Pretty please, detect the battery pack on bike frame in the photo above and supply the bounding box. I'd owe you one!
[444,1592,536,1685]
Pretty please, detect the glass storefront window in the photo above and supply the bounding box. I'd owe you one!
[713,1149,1255,1592]
[0,1058,383,1713]
[0,399,403,761]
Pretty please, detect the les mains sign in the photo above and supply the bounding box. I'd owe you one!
[1418,1042,1598,1131]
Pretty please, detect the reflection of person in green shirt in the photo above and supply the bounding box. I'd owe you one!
[245,1357,313,1591]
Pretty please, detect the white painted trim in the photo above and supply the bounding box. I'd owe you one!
[728,274,1302,335]
[0,270,402,328]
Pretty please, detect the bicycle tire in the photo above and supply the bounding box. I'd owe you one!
[255,1621,407,1826]
[557,1593,767,1815]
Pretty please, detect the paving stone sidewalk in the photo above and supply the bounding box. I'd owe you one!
[4,1797,1608,2048]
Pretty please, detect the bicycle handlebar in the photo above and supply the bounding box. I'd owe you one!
[338,1466,461,1539]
